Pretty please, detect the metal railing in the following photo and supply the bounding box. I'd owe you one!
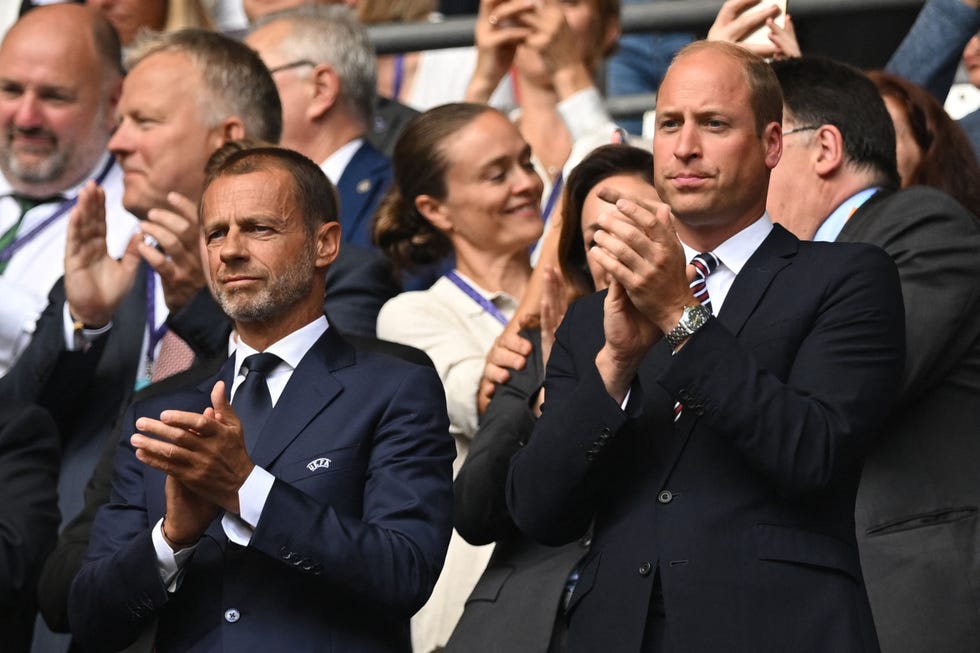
[366,0,925,54]
[365,0,926,120]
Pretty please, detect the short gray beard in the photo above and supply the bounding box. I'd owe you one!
[0,139,69,186]
[214,243,317,324]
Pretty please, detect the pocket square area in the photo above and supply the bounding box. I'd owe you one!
[307,457,332,472]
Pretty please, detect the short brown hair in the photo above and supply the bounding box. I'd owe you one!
[202,145,339,236]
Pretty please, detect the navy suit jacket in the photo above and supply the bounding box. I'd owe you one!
[68,327,455,653]
[508,225,905,653]
[336,141,392,251]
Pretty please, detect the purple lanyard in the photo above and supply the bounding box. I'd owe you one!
[0,155,115,264]
[392,53,405,99]
[445,271,508,326]
[145,270,168,364]
[541,171,563,224]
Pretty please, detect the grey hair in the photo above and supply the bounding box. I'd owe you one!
[125,28,282,143]
[254,5,376,128]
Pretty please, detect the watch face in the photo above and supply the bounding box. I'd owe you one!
[682,304,710,330]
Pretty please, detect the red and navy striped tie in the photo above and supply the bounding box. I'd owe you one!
[674,252,720,422]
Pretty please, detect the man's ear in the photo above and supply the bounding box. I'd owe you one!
[314,221,342,268]
[414,194,453,233]
[763,121,782,170]
[813,124,845,177]
[306,64,341,122]
[212,116,247,149]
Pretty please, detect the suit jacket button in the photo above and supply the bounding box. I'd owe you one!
[658,490,673,504]
[224,608,241,623]
[638,562,652,576]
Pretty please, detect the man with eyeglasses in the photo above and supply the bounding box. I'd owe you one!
[769,56,980,653]
[246,5,393,252]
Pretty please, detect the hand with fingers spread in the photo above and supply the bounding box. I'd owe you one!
[131,381,254,517]
[518,0,592,96]
[64,181,143,327]
[708,0,783,58]
[468,0,534,103]
[139,191,207,314]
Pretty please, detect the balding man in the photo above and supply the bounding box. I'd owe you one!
[508,41,903,652]
[0,34,281,634]
[0,4,136,375]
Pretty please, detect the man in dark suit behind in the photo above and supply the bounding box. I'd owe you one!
[769,56,980,653]
[507,41,905,653]
[68,147,455,652]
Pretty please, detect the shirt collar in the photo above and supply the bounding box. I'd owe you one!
[233,315,329,376]
[813,187,880,242]
[319,138,364,185]
[680,212,773,275]
[446,269,519,318]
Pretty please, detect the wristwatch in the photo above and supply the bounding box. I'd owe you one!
[664,304,711,350]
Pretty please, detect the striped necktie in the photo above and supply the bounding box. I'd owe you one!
[0,193,61,274]
[674,252,720,422]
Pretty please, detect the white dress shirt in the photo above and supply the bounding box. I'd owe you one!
[153,316,329,589]
[0,153,139,375]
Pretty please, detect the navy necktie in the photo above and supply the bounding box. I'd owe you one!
[232,353,281,452]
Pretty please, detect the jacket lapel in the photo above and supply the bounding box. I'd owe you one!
[836,188,892,243]
[651,225,800,484]
[249,328,352,468]
[715,223,798,338]
[336,142,388,243]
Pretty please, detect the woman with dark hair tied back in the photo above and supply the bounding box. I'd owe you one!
[374,102,545,653]
[867,70,980,217]
[445,143,656,653]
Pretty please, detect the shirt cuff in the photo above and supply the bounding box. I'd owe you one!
[557,86,611,141]
[151,517,197,592]
[221,465,276,546]
[63,302,112,351]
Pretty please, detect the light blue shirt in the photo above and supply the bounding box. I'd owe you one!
[813,188,880,242]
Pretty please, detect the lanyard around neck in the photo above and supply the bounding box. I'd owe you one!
[445,271,509,326]
[0,155,115,264]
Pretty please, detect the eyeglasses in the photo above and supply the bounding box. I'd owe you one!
[783,125,820,136]
[268,60,316,75]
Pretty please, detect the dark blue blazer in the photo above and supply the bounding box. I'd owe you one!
[336,141,392,251]
[508,226,905,653]
[68,327,455,653]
